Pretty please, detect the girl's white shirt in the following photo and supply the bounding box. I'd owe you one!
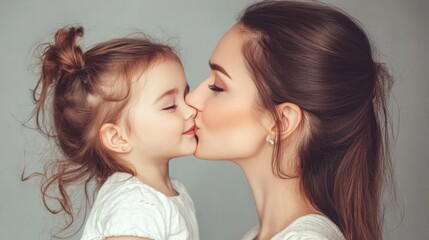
[81,172,199,240]
[241,214,345,240]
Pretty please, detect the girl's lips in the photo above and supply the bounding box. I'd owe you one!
[183,125,196,135]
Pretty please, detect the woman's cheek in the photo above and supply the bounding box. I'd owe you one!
[203,96,240,130]
[199,95,265,159]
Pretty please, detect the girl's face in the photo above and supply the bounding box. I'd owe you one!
[186,25,268,160]
[127,58,197,161]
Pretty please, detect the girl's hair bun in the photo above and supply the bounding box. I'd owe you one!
[40,26,85,87]
[52,26,85,73]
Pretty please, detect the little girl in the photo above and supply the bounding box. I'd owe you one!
[29,26,199,240]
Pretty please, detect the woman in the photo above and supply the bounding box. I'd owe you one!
[186,0,393,239]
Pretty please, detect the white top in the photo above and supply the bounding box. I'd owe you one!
[241,214,345,240]
[81,172,199,240]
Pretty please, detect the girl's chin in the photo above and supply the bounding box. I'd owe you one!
[182,139,198,156]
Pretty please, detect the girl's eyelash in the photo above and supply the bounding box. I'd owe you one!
[208,84,224,92]
[163,104,177,110]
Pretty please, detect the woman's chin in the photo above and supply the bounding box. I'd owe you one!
[193,136,224,160]
[193,147,224,161]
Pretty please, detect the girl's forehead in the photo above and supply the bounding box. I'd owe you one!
[131,59,187,101]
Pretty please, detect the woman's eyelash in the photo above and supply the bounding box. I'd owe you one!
[163,104,177,110]
[208,84,224,92]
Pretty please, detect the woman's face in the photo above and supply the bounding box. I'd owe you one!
[186,25,269,160]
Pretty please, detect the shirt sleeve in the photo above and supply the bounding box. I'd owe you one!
[97,186,168,239]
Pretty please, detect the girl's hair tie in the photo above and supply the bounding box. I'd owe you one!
[75,68,90,85]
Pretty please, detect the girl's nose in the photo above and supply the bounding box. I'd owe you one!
[184,101,197,120]
[185,82,206,113]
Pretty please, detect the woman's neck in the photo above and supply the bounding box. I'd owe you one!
[235,149,320,240]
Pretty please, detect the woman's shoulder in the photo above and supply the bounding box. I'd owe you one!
[274,214,345,240]
[241,215,345,240]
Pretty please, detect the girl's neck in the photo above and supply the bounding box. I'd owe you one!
[133,159,177,197]
[235,150,320,240]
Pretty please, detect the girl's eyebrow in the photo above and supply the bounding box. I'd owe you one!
[153,88,178,104]
[209,61,231,79]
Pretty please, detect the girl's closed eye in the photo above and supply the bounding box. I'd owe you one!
[163,104,177,110]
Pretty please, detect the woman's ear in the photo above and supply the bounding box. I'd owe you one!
[276,102,303,140]
[99,123,132,153]
[260,109,277,142]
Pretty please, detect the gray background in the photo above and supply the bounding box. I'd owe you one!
[1,0,428,239]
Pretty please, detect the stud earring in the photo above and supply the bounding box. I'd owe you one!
[121,144,128,152]
[267,139,275,146]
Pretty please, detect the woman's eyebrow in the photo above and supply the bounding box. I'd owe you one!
[209,61,231,79]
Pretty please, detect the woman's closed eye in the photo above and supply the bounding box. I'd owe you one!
[208,84,224,92]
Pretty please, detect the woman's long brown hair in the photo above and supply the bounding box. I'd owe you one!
[239,1,394,239]
[23,26,179,237]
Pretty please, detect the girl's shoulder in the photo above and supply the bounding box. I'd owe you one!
[96,172,160,202]
[170,178,191,198]
[81,173,177,240]
[94,173,192,212]
[91,172,176,219]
